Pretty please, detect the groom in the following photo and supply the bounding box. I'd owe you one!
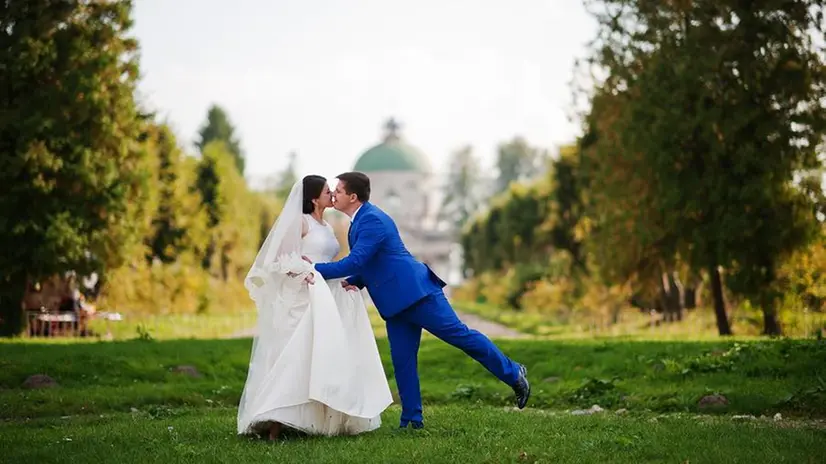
[313,171,530,429]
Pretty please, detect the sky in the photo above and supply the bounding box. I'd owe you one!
[132,0,598,184]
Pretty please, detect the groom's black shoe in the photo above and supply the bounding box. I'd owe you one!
[513,364,530,409]
[399,420,424,430]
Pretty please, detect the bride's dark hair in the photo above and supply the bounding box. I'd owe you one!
[302,175,327,214]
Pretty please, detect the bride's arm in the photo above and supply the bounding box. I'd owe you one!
[300,215,309,238]
[283,216,313,280]
[272,253,314,283]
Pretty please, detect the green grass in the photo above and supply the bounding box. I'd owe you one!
[88,311,258,340]
[44,305,389,341]
[2,338,825,462]
[3,405,824,463]
[454,301,826,340]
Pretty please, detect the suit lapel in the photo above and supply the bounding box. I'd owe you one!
[347,202,369,249]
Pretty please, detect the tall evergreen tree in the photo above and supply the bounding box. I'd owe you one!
[0,0,146,336]
[196,104,245,174]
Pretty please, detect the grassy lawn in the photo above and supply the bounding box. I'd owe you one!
[2,337,825,462]
[3,405,824,464]
[453,301,826,340]
[61,305,389,341]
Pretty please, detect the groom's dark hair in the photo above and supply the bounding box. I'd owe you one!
[337,172,371,202]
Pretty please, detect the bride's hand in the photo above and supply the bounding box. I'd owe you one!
[301,255,313,264]
[286,271,313,285]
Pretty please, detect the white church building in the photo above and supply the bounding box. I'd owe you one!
[345,118,457,284]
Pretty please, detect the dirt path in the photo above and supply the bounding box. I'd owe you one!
[454,310,526,339]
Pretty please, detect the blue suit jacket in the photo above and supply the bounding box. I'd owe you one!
[314,202,446,319]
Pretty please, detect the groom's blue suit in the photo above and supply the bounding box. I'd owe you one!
[315,202,521,426]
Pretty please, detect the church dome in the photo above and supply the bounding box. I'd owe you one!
[353,118,432,173]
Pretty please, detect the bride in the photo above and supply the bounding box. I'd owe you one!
[237,175,393,439]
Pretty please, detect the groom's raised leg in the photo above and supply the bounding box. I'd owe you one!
[385,316,423,427]
[403,292,521,387]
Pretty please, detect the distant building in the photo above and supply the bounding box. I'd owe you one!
[345,118,456,283]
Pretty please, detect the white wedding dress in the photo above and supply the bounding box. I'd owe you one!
[237,205,393,436]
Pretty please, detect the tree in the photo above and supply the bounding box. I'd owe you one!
[195,142,224,271]
[195,141,260,279]
[461,145,587,279]
[145,124,208,263]
[776,224,826,320]
[547,145,586,272]
[585,0,826,335]
[273,151,298,200]
[440,145,482,233]
[495,137,547,194]
[196,105,245,174]
[578,89,685,321]
[0,0,145,336]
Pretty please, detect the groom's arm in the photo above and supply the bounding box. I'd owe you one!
[315,215,384,280]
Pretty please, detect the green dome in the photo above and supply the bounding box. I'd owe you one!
[353,118,432,173]
[354,140,431,173]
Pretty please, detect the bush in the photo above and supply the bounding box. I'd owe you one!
[519,279,576,321]
[478,272,510,307]
[96,254,249,315]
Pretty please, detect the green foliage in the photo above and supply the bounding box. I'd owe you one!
[464,163,554,275]
[98,131,276,316]
[272,151,298,200]
[494,136,548,194]
[440,145,482,235]
[775,226,826,316]
[195,105,244,174]
[569,377,623,407]
[145,124,209,263]
[0,1,280,335]
[504,263,549,309]
[583,0,826,336]
[0,0,145,335]
[135,324,154,342]
[461,145,590,316]
[195,141,275,280]
[578,90,676,290]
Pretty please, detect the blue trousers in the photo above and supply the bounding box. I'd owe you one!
[385,291,520,425]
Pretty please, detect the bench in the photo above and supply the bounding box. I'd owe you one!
[26,309,123,338]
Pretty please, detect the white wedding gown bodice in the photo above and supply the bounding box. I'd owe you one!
[301,215,340,264]
[237,214,392,437]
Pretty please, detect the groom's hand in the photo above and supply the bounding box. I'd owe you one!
[341,280,358,292]
[301,255,313,264]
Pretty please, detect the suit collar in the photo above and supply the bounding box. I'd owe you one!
[351,202,372,225]
[350,203,364,223]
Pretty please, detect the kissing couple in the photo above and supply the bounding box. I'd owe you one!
[237,171,530,439]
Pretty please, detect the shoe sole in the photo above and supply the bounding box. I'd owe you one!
[518,365,530,409]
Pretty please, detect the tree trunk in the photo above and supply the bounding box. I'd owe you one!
[0,271,28,337]
[659,272,683,323]
[667,272,684,321]
[761,293,782,336]
[220,246,230,281]
[684,286,697,309]
[684,273,703,309]
[610,304,621,325]
[709,265,732,335]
